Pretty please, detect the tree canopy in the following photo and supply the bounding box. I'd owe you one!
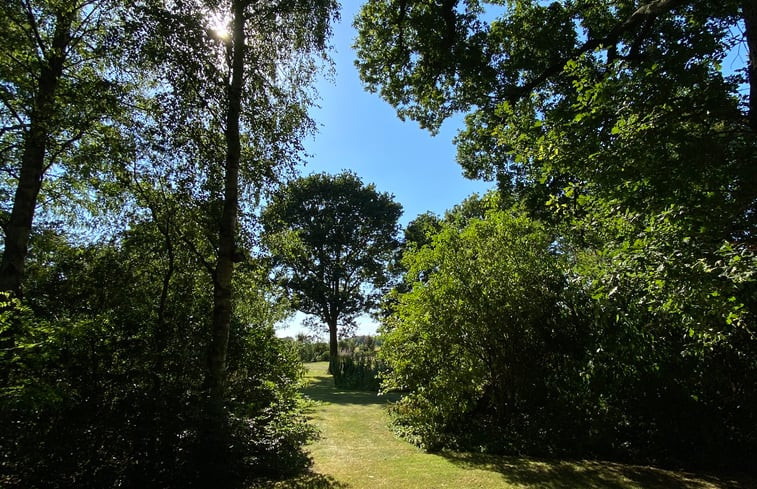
[262,171,402,363]
[0,0,339,486]
[354,1,756,232]
[358,0,757,471]
[0,0,131,295]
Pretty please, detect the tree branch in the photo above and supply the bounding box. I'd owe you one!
[44,129,87,172]
[0,87,28,129]
[20,0,48,59]
[508,0,688,103]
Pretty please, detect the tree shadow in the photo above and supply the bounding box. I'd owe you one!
[249,472,350,489]
[302,372,400,406]
[440,451,754,489]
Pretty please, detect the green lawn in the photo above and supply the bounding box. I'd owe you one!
[250,362,753,489]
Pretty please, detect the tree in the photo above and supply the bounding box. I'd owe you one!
[355,0,754,220]
[0,0,130,296]
[130,0,338,477]
[356,0,757,469]
[261,171,402,368]
[354,0,756,375]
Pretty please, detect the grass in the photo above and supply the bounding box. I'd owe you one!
[250,362,754,489]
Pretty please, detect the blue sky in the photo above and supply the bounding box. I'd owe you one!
[275,3,492,338]
[299,2,492,229]
[275,4,751,339]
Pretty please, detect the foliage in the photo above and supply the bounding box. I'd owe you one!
[358,0,757,471]
[381,200,573,451]
[0,0,133,293]
[261,171,402,361]
[355,0,755,241]
[1,0,338,486]
[290,333,331,363]
[332,349,384,391]
[0,227,316,488]
[381,194,757,470]
[565,202,757,467]
[118,0,339,481]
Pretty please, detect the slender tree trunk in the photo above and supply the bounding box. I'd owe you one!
[744,0,757,132]
[0,10,73,295]
[200,0,244,483]
[206,0,243,421]
[328,318,339,374]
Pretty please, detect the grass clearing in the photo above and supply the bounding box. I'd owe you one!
[250,362,754,489]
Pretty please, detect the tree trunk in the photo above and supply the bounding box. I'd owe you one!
[328,318,339,374]
[200,0,244,483]
[0,9,73,295]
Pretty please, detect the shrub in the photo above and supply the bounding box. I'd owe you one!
[332,352,384,391]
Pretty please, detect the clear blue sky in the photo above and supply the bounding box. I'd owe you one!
[275,3,491,339]
[300,2,492,229]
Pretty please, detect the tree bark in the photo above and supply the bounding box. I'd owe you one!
[0,9,74,295]
[200,0,244,483]
[328,318,339,374]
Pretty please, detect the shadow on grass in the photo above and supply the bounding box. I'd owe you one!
[249,472,350,489]
[302,371,400,406]
[440,451,753,489]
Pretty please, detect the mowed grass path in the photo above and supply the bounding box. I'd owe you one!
[252,362,753,489]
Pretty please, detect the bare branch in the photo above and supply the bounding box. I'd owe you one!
[19,0,48,59]
[0,86,28,129]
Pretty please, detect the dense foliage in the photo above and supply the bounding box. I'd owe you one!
[1,0,338,487]
[381,196,757,469]
[332,353,383,391]
[0,0,131,294]
[332,335,383,390]
[1,226,315,488]
[358,0,757,471]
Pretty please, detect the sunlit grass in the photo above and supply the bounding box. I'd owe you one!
[249,362,753,489]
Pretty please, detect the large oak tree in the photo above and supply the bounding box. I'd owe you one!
[262,171,402,366]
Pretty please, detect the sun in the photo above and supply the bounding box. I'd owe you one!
[208,13,230,41]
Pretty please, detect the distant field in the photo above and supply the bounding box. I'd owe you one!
[250,362,754,489]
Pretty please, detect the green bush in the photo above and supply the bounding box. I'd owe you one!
[292,336,330,363]
[382,201,757,471]
[0,228,316,488]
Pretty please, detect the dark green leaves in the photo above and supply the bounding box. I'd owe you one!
[262,171,402,333]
